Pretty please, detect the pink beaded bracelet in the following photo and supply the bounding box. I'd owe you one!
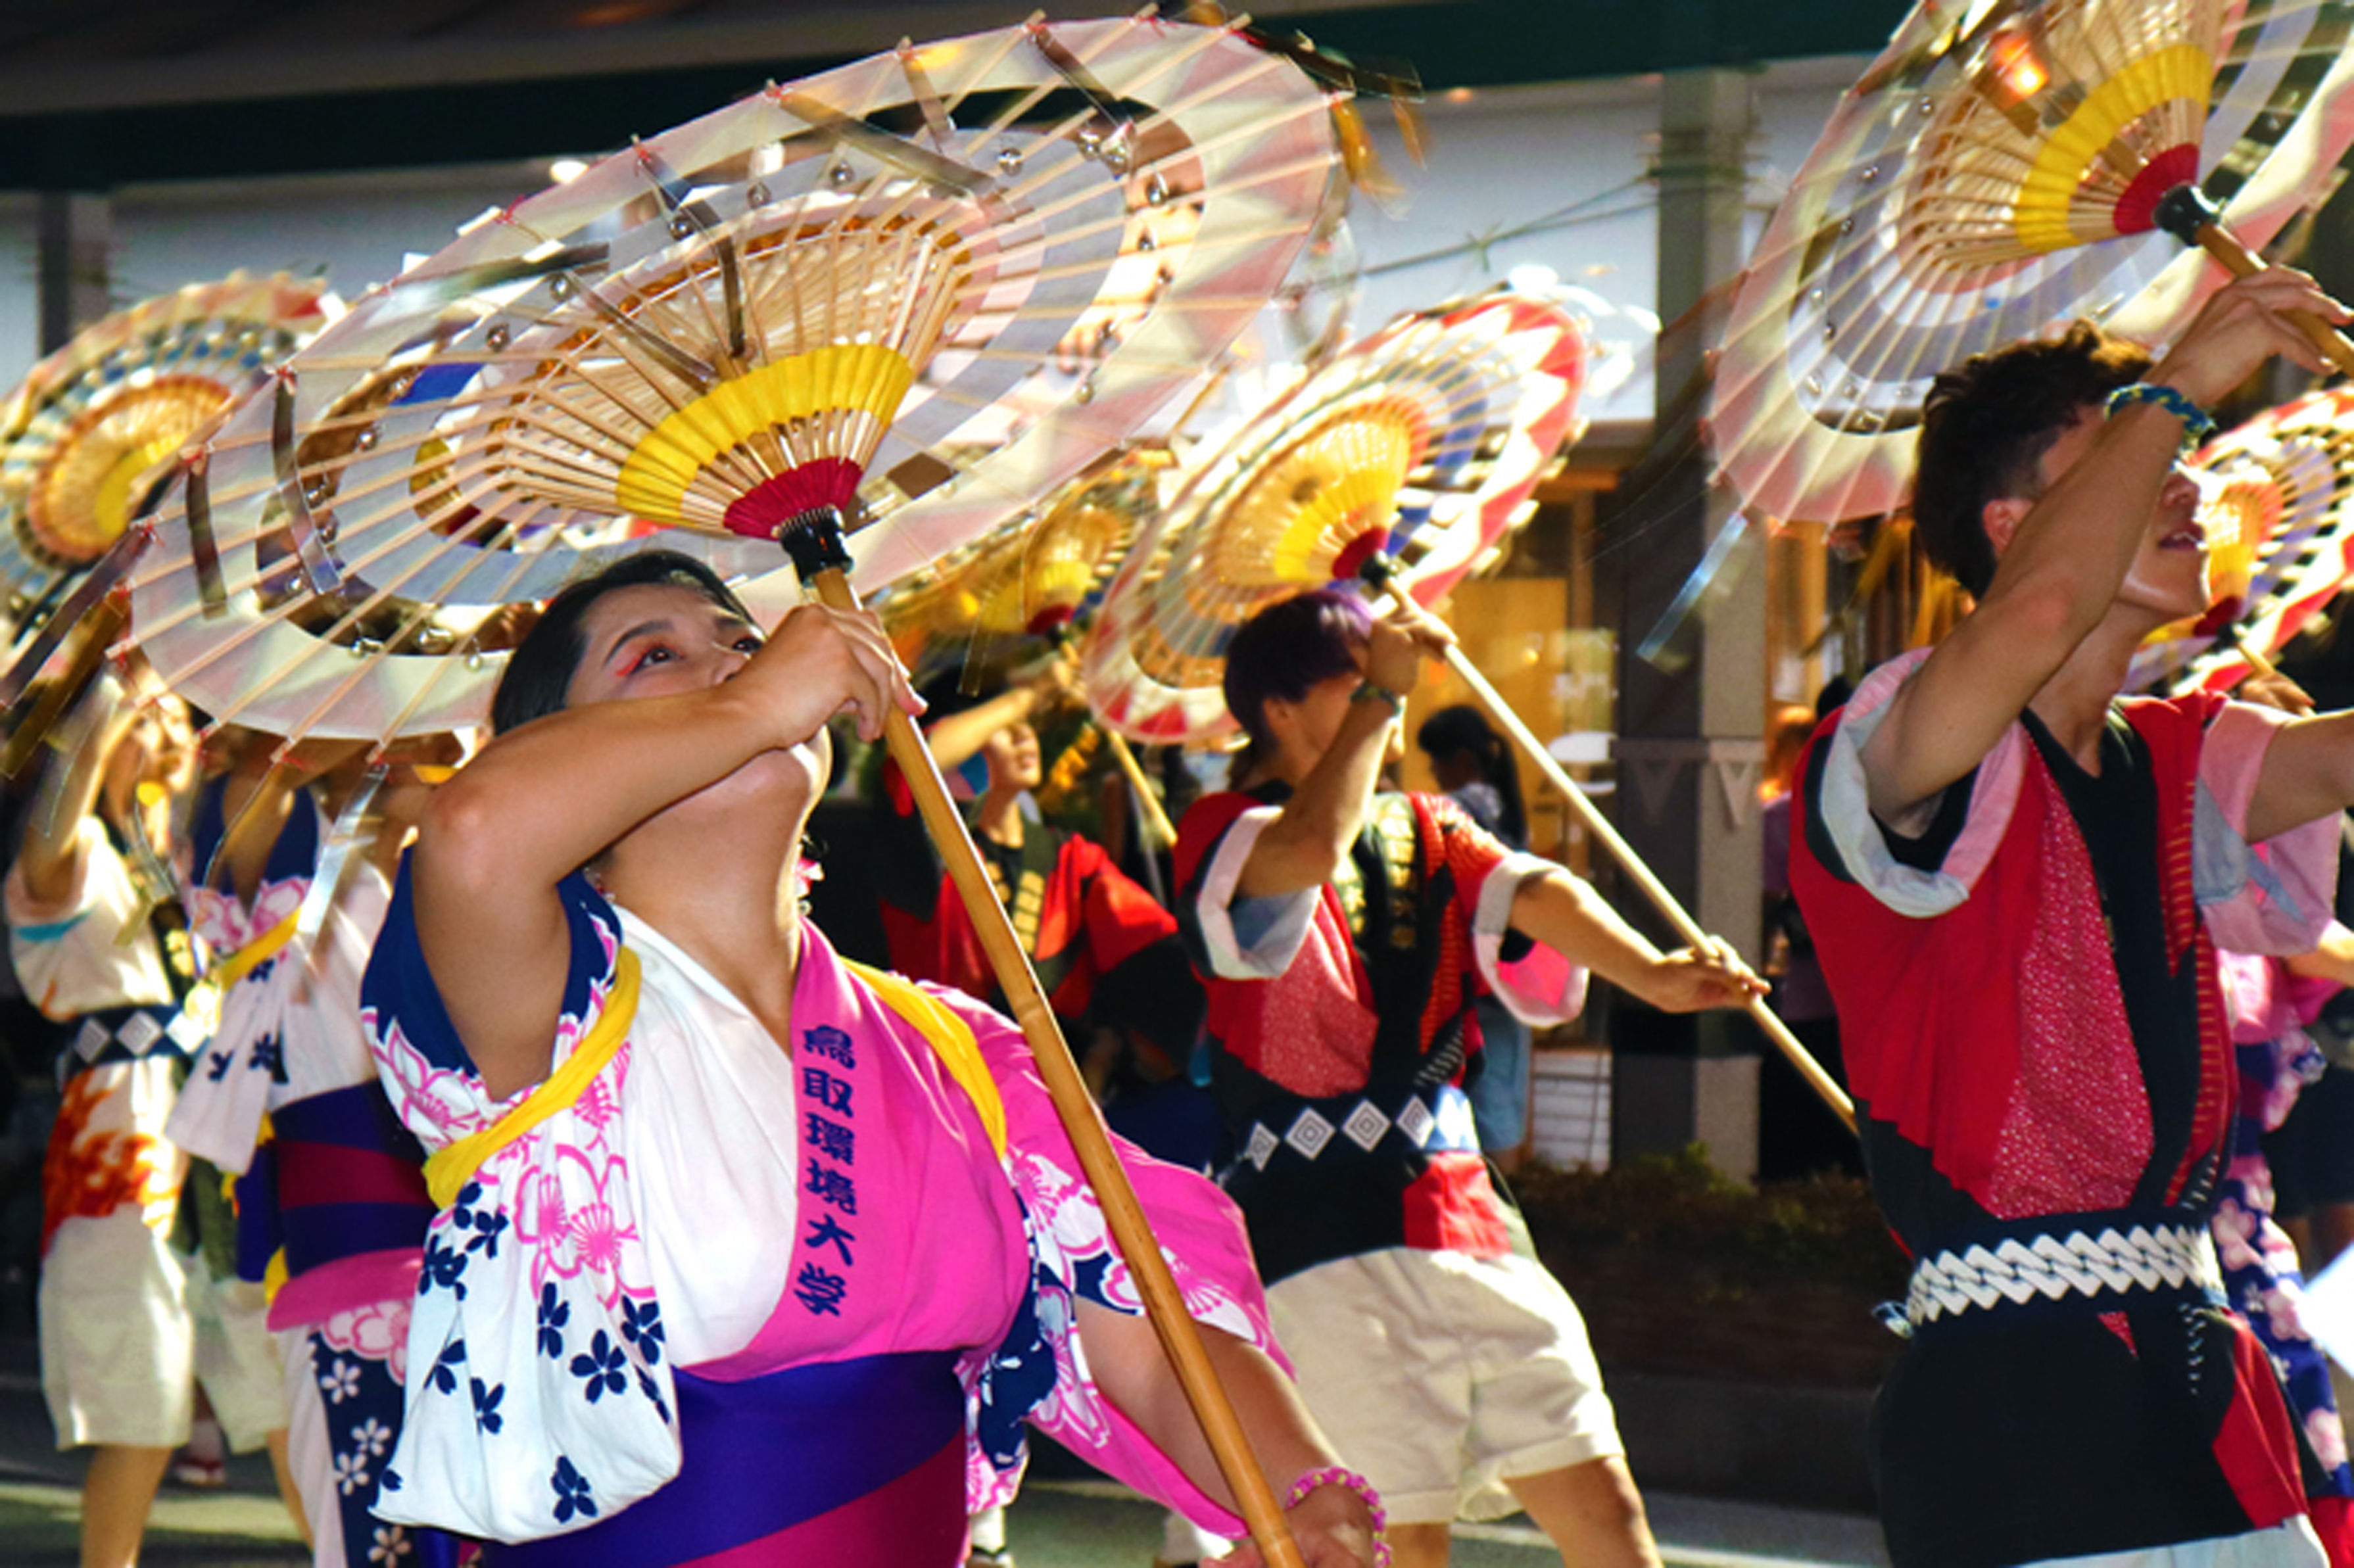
[1284,1465,1391,1568]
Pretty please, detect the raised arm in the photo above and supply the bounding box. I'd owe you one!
[1234,602,1453,899]
[921,659,1072,774]
[1862,270,2345,825]
[16,679,139,909]
[2244,712,2354,846]
[2286,920,2354,989]
[412,602,914,1099]
[362,735,465,883]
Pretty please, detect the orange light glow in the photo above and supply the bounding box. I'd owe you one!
[572,1,669,26]
[1989,30,2048,97]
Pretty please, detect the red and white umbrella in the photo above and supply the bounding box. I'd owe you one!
[99,16,1342,743]
[1710,0,2354,529]
[1084,289,1585,744]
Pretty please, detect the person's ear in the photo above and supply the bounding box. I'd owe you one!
[1982,496,2032,555]
[1260,694,1301,751]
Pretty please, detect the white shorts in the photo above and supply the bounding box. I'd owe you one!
[40,1214,287,1452]
[1268,1247,1623,1525]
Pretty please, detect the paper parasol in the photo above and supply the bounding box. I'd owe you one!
[101,15,1339,744]
[1082,289,1585,743]
[2127,385,2354,692]
[82,24,1343,1562]
[877,445,1173,665]
[1709,0,2354,528]
[0,273,335,621]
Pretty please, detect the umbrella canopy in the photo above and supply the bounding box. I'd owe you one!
[0,272,335,623]
[102,15,1339,743]
[1082,290,1585,744]
[876,445,1173,665]
[1708,0,2354,529]
[2128,385,2354,693]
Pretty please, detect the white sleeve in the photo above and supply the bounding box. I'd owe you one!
[1814,649,2027,918]
[1188,806,1320,981]
[2197,700,2340,955]
[7,819,172,1019]
[1470,853,1589,1025]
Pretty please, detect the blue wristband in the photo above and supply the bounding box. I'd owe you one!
[2103,381,2216,453]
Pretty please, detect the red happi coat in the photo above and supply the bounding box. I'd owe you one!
[1792,650,2337,1568]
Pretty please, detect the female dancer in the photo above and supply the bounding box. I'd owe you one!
[9,675,297,1567]
[166,732,456,1568]
[360,551,1376,1566]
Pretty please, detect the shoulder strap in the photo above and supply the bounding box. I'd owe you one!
[842,959,1009,1162]
[421,948,643,1208]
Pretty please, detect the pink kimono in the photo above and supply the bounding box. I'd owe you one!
[362,865,1282,1565]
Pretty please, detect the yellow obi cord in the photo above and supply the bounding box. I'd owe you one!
[182,911,303,1041]
[423,949,643,1209]
[216,911,301,991]
[844,961,1007,1162]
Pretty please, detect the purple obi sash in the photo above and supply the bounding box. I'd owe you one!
[487,1350,967,1568]
[245,1081,435,1327]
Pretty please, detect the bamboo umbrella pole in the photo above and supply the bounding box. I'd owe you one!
[1360,561,1857,1134]
[1102,726,1178,847]
[783,507,1307,1568]
[2163,189,2354,378]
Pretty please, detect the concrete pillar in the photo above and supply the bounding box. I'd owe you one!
[37,191,112,355]
[1607,68,1765,1181]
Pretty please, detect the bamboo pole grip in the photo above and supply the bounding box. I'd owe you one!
[2186,216,2354,379]
[1368,577,1856,1133]
[1103,726,1178,847]
[798,546,1308,1568]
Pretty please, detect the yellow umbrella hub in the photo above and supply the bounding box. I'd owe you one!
[614,343,915,532]
[1224,402,1426,588]
[976,503,1130,634]
[2012,43,2212,254]
[29,376,229,564]
[2204,475,2280,604]
[91,433,191,545]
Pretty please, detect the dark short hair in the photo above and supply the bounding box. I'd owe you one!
[1222,588,1372,777]
[489,550,754,735]
[1913,321,2152,598]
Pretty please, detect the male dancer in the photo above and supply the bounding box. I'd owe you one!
[1791,268,2354,1567]
[1178,588,1760,1568]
